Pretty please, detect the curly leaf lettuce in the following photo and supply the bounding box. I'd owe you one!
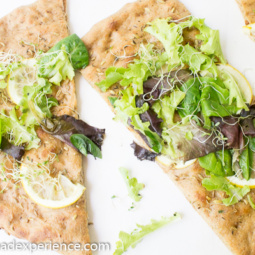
[21,78,58,126]
[144,18,183,67]
[114,86,149,122]
[180,17,226,64]
[218,67,249,111]
[38,46,75,86]
[202,175,250,206]
[180,44,218,77]
[1,108,40,150]
[96,67,126,92]
[119,167,145,202]
[114,213,181,255]
[97,43,168,93]
[152,90,185,126]
[130,115,162,153]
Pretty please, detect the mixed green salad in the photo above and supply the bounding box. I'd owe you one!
[0,34,104,160]
[97,16,255,207]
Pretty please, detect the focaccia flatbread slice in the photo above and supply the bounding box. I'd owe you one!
[236,0,255,40]
[236,0,255,25]
[81,0,255,254]
[0,1,90,254]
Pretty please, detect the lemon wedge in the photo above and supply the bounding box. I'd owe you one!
[227,176,255,189]
[243,23,255,40]
[7,58,37,105]
[20,164,85,209]
[156,155,197,169]
[217,64,253,105]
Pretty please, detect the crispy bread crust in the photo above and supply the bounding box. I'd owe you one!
[81,1,255,254]
[236,0,255,25]
[0,1,90,254]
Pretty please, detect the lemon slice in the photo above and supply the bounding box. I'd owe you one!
[243,23,255,40]
[217,64,253,105]
[7,58,37,105]
[20,164,85,209]
[156,155,197,169]
[227,176,255,189]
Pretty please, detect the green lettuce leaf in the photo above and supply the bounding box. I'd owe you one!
[130,115,162,153]
[138,43,168,71]
[0,119,2,146]
[218,67,249,111]
[119,167,145,202]
[180,17,226,64]
[178,78,201,119]
[0,62,19,80]
[97,43,167,94]
[96,67,126,92]
[20,78,58,127]
[114,213,181,255]
[248,195,255,209]
[1,108,40,150]
[200,77,240,128]
[180,44,218,77]
[152,90,185,126]
[202,175,250,206]
[199,150,234,177]
[47,34,89,70]
[144,18,183,67]
[114,86,149,123]
[37,46,75,85]
[108,96,118,106]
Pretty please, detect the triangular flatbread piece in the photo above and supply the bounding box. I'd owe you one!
[236,0,255,40]
[0,1,90,254]
[236,0,255,25]
[81,0,255,254]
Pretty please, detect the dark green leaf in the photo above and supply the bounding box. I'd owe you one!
[178,78,201,118]
[108,97,118,107]
[48,34,89,70]
[199,152,225,176]
[144,130,162,153]
[216,150,234,176]
[240,144,251,181]
[70,134,102,159]
[199,150,234,177]
[249,137,255,152]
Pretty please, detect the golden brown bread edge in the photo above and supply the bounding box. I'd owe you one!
[81,0,255,254]
[236,0,255,25]
[0,0,91,254]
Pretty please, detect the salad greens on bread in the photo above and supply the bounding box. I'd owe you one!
[0,34,104,159]
[97,16,255,207]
